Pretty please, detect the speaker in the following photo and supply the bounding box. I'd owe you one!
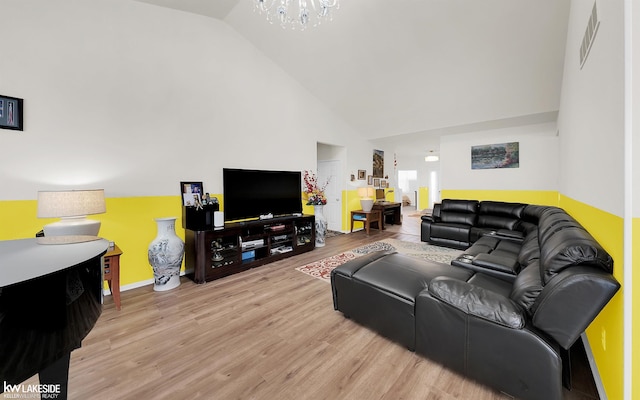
[214,211,224,228]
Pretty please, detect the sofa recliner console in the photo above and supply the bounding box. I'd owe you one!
[331,202,619,400]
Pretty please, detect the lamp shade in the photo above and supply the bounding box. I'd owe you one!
[37,189,106,240]
[357,186,375,212]
[37,189,106,218]
[357,187,375,198]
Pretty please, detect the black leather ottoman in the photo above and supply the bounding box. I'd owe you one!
[331,251,473,350]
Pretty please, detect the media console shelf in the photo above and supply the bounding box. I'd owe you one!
[185,215,315,283]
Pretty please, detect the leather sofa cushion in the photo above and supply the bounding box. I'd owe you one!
[509,261,543,314]
[478,201,526,218]
[517,230,540,267]
[472,253,520,276]
[472,236,500,248]
[431,223,471,243]
[352,253,472,302]
[428,277,525,329]
[538,216,583,244]
[476,215,519,230]
[440,211,477,226]
[441,199,479,213]
[495,240,521,255]
[439,199,478,227]
[539,227,614,283]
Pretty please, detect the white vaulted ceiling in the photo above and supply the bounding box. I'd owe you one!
[133,0,569,153]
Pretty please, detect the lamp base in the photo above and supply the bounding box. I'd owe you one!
[43,217,101,237]
[360,199,374,212]
[37,235,102,245]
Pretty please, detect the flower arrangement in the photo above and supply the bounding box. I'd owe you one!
[303,170,330,205]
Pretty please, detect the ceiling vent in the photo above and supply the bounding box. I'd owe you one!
[579,1,600,69]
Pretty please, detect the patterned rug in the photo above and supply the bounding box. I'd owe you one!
[295,238,462,282]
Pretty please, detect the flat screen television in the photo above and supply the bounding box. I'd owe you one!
[223,168,302,222]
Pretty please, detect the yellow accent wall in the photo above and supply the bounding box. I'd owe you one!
[634,218,640,400]
[0,200,42,240]
[441,189,559,206]
[418,187,429,210]
[343,189,363,231]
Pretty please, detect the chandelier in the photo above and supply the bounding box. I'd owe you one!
[253,0,340,30]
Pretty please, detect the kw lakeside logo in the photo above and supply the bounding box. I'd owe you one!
[3,382,60,399]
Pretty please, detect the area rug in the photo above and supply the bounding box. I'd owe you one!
[295,238,462,282]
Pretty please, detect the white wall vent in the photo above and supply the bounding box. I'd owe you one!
[579,1,600,69]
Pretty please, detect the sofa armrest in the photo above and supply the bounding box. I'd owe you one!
[428,277,525,329]
[472,253,520,276]
[530,266,620,349]
[432,203,441,221]
[421,215,434,222]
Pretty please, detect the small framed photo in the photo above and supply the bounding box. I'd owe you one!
[0,95,23,131]
[367,175,373,185]
[180,181,204,207]
[373,178,381,187]
[381,179,387,188]
[357,170,366,180]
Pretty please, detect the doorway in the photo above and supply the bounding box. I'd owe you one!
[398,170,418,211]
[429,170,440,209]
[317,159,343,232]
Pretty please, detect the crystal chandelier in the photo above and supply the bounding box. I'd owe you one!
[254,0,340,30]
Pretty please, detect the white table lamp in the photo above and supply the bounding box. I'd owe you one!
[37,189,106,241]
[357,187,375,212]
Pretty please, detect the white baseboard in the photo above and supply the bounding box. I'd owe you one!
[103,269,191,296]
[581,332,607,400]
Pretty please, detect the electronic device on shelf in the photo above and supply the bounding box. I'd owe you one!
[241,239,264,249]
[267,224,286,231]
[270,245,293,255]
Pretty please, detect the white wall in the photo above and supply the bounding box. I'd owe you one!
[557,0,625,215]
[0,0,369,200]
[439,122,559,191]
[633,1,640,218]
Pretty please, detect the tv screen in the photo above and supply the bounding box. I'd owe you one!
[223,168,302,222]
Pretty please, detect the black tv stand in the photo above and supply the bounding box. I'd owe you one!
[184,214,315,283]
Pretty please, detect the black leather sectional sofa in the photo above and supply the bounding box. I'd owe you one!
[331,200,620,400]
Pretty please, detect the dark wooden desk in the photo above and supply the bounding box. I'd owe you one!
[372,202,402,229]
[104,244,122,310]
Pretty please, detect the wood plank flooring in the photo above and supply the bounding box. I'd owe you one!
[18,214,598,399]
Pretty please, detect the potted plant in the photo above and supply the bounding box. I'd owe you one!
[303,170,331,247]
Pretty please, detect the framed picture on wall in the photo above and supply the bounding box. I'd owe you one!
[357,170,366,180]
[373,149,384,177]
[367,175,373,185]
[380,179,387,188]
[471,142,519,169]
[0,95,23,131]
[373,178,381,187]
[180,181,203,207]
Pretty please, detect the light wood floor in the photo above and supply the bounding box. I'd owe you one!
[20,215,598,399]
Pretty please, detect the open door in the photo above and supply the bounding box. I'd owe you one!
[317,160,342,232]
